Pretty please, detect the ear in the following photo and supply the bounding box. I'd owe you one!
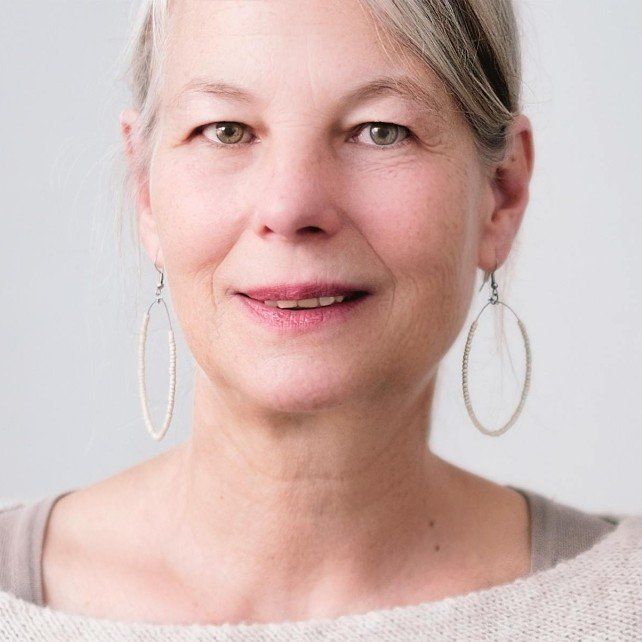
[119,107,164,268]
[478,113,534,272]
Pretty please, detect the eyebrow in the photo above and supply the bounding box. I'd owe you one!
[169,74,444,115]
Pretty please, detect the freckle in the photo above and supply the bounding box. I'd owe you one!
[429,520,434,527]
[434,543,440,551]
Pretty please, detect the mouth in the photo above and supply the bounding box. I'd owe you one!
[236,290,369,309]
[234,281,372,307]
[233,282,373,332]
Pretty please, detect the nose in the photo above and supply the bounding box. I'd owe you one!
[251,136,344,243]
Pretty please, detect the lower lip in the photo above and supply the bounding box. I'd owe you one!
[234,293,371,333]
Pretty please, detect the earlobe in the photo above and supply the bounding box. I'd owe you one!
[138,206,163,269]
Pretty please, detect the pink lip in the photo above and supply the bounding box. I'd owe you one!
[237,281,370,301]
[234,290,372,334]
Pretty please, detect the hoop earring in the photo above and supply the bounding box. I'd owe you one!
[138,253,176,441]
[462,259,532,436]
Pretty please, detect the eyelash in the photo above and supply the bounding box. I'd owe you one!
[192,121,415,152]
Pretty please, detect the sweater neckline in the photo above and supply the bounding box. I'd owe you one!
[0,495,635,635]
[25,484,536,608]
[0,519,634,635]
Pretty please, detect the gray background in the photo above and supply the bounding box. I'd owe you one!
[1,1,640,514]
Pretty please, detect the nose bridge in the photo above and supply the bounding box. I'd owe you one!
[265,118,326,187]
[252,119,340,239]
[262,83,330,177]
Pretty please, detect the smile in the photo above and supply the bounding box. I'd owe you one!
[254,292,365,309]
[234,291,371,332]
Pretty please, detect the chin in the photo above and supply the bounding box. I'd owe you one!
[245,374,355,414]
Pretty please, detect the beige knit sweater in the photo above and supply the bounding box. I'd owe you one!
[0,486,640,640]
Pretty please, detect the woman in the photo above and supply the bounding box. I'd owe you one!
[1,0,640,639]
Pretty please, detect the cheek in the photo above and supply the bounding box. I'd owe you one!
[147,159,244,366]
[149,157,240,276]
[358,165,472,293]
[356,163,476,368]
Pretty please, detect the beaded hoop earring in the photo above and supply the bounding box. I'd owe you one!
[462,260,532,436]
[138,252,177,441]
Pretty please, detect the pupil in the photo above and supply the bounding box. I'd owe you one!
[217,122,242,144]
[371,123,397,145]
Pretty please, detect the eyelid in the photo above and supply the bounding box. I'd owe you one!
[193,120,415,151]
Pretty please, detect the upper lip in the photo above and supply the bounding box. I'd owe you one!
[236,281,371,301]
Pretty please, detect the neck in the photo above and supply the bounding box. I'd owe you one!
[150,370,472,622]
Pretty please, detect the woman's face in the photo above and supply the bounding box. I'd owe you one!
[131,0,496,411]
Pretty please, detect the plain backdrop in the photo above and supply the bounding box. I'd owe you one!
[1,1,640,514]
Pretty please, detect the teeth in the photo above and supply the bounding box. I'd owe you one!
[264,294,347,309]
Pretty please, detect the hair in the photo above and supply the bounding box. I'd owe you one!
[114,0,525,356]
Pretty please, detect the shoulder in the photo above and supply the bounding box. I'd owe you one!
[573,514,642,594]
[509,484,640,575]
[524,513,642,614]
[0,499,32,599]
[0,497,38,551]
[503,515,642,640]
[0,493,72,604]
[605,513,642,556]
[539,511,642,585]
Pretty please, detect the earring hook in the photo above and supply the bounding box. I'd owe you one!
[153,248,163,274]
[153,248,164,300]
[478,257,499,293]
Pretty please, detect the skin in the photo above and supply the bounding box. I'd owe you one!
[42,0,534,626]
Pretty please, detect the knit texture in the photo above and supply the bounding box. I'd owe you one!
[0,489,640,640]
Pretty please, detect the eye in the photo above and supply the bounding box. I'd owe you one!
[352,122,413,150]
[199,121,253,147]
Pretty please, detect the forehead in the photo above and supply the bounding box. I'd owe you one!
[163,0,450,116]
